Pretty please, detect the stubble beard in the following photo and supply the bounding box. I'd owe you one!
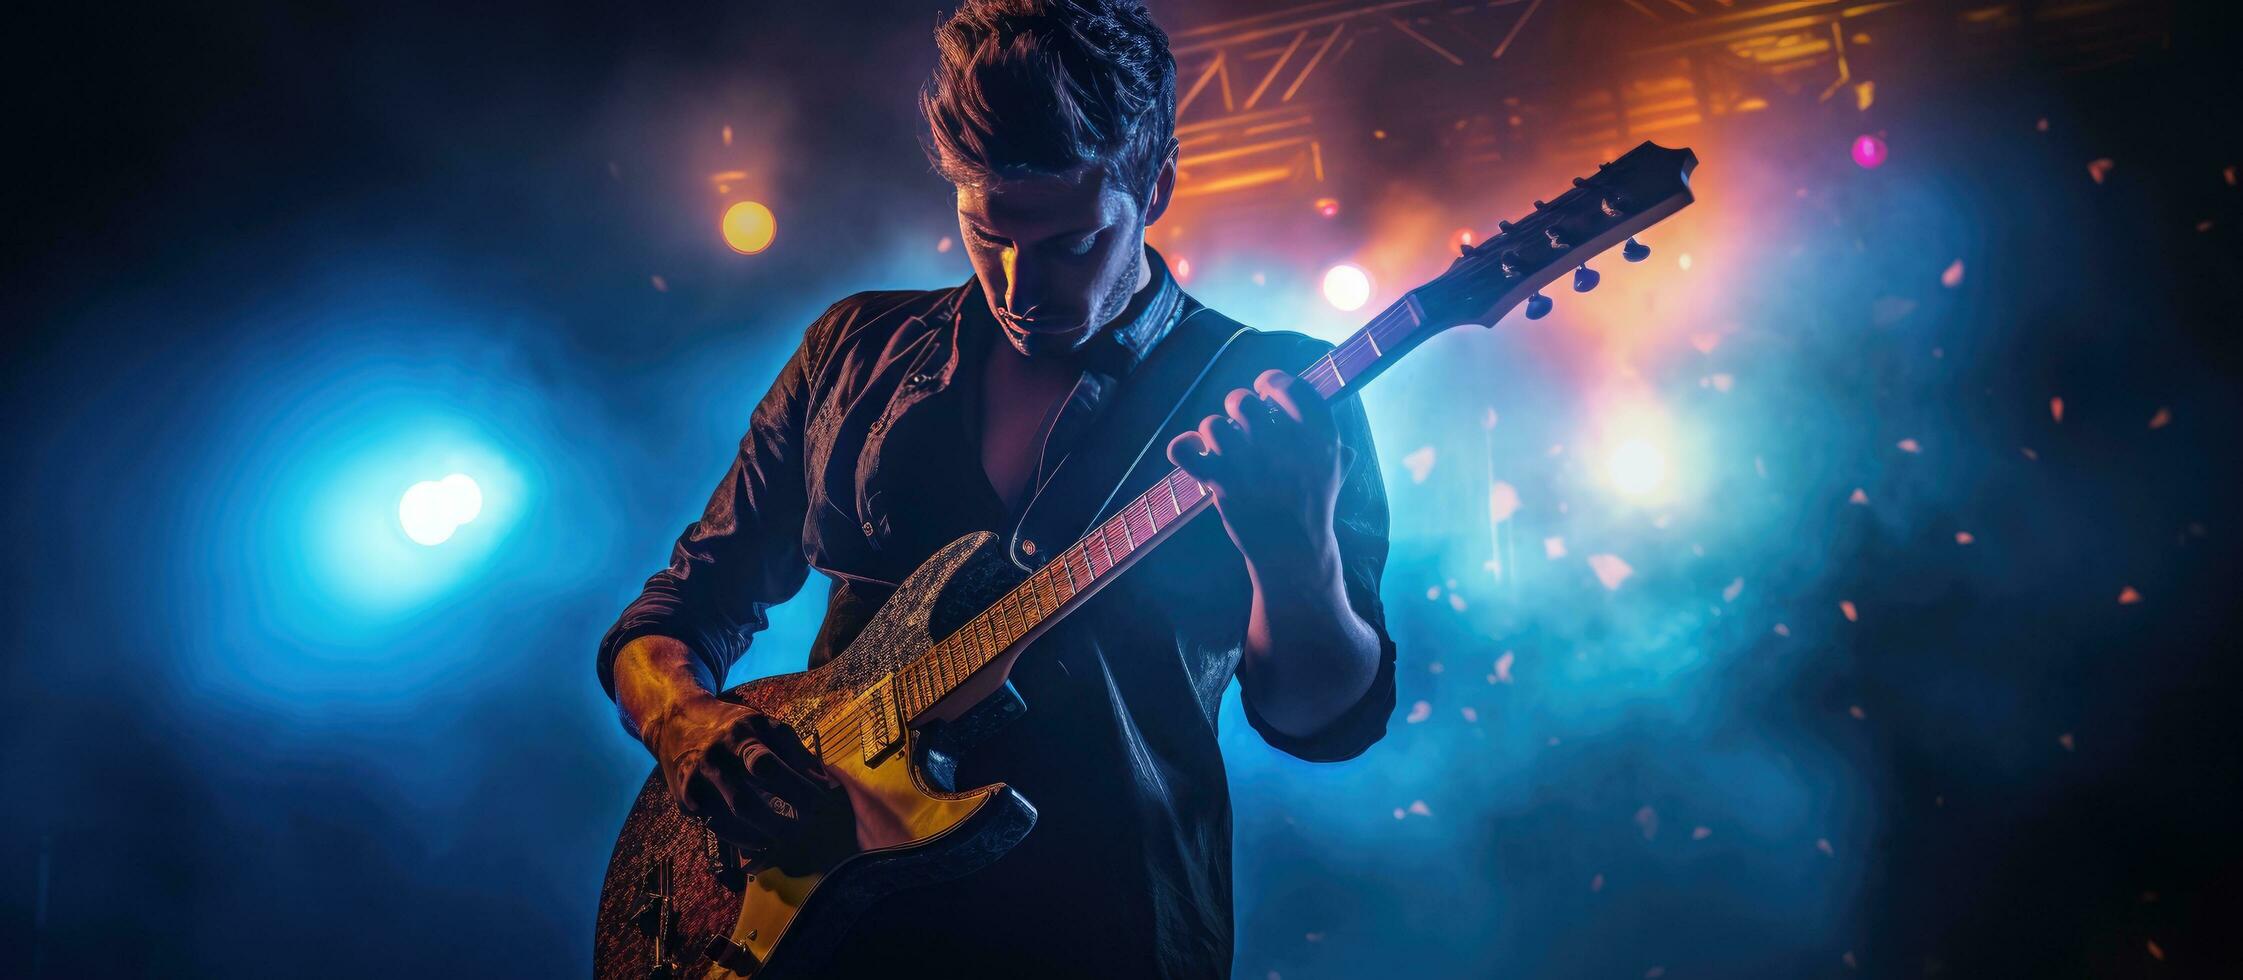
[999,235,1146,359]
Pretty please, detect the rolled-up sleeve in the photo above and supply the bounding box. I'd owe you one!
[594,307,836,700]
[1242,393,1400,763]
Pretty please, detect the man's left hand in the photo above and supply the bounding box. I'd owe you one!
[1166,369,1343,579]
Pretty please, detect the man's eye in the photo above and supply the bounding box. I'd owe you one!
[1064,233,1099,257]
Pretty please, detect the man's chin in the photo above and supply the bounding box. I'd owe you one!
[1001,318,1094,355]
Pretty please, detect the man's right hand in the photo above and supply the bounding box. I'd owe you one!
[613,635,847,856]
[646,696,845,854]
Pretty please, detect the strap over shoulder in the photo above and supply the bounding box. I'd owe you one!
[1005,299,1334,574]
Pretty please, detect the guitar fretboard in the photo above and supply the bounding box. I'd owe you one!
[867,291,1433,731]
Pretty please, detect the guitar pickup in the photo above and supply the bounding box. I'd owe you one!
[859,675,903,764]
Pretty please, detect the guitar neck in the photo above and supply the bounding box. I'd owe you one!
[883,294,1433,727]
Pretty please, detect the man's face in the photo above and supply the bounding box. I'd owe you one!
[954,162,1168,357]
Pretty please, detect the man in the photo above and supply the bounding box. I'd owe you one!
[597,1,1400,975]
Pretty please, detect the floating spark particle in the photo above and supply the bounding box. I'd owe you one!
[1588,554,1634,591]
[1872,296,1918,325]
[1774,623,1791,637]
[1461,707,1477,722]
[1635,805,1659,840]
[937,235,953,253]
[2118,586,2141,605]
[649,275,669,292]
[1645,968,1666,979]
[1494,651,1514,684]
[1954,531,1976,545]
[1844,951,1859,970]
[2059,732,2076,751]
[1678,253,1693,271]
[1448,593,1468,612]
[2088,158,2115,183]
[1406,700,1432,723]
[2021,447,2039,460]
[2149,407,2171,429]
[1591,874,1605,892]
[1702,373,1734,392]
[2147,940,2164,961]
[1402,446,1436,483]
[1723,578,1744,602]
[1849,705,1867,720]
[1941,259,1965,288]
[2035,117,2049,132]
[1817,838,1835,856]
[1692,826,1712,840]
[1393,808,1405,820]
[2050,397,2065,422]
[1897,438,1921,453]
[1690,332,1722,353]
[1850,134,1887,168]
[1483,407,1499,429]
[1408,800,1431,817]
[1428,660,1445,674]
[1849,488,1870,505]
[1426,586,1441,601]
[1853,80,1874,111]
[1840,600,1859,622]
[721,124,732,146]
[1489,481,1521,522]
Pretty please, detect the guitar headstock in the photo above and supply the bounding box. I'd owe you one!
[1409,141,1697,332]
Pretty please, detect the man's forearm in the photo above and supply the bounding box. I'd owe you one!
[612,635,723,746]
[1238,539,1381,737]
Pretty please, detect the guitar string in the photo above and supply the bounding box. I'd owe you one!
[806,180,1632,752]
[807,303,1407,753]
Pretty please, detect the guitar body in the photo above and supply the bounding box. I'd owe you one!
[594,531,1040,980]
[590,140,1697,979]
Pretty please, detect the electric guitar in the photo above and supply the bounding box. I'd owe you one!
[594,141,1699,980]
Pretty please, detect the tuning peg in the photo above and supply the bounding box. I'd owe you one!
[1572,264,1600,292]
[1622,237,1651,262]
[1525,291,1553,320]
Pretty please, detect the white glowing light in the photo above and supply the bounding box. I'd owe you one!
[1607,439,1667,498]
[1322,264,1372,312]
[399,473,484,546]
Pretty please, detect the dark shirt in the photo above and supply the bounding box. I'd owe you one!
[596,247,1399,978]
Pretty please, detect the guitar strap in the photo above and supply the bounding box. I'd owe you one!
[1004,301,1299,575]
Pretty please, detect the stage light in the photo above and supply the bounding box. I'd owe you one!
[1607,439,1667,499]
[1322,263,1372,312]
[722,201,777,254]
[1313,197,1340,218]
[398,473,483,546]
[1850,134,1887,169]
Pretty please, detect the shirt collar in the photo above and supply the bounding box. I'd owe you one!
[939,243,1189,380]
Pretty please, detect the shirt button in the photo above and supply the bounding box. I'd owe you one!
[861,521,877,538]
[867,418,887,435]
[908,372,934,386]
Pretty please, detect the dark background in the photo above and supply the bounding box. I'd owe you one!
[5,1,2240,977]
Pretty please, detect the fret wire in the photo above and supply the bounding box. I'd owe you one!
[1033,568,1056,615]
[1105,520,1131,560]
[997,592,1020,645]
[1090,533,1113,574]
[1145,485,1174,529]
[1126,498,1153,541]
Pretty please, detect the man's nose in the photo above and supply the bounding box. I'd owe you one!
[1000,246,1044,313]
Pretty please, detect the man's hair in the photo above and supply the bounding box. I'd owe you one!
[920,0,1177,199]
